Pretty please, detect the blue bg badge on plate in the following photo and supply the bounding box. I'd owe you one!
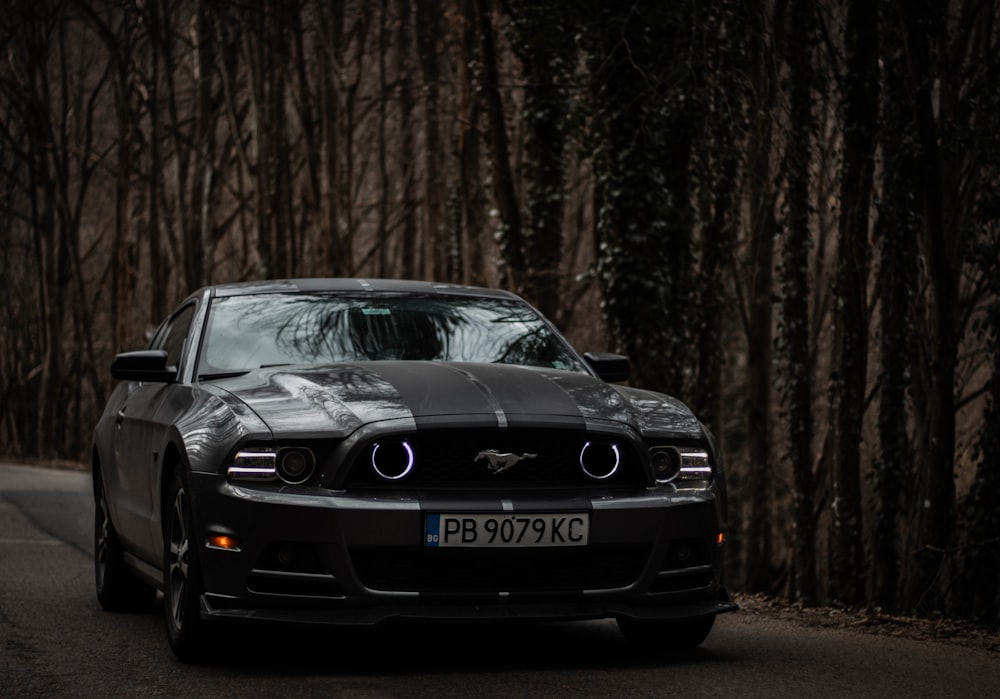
[425,513,441,547]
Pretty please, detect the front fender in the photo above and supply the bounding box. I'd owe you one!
[146,386,272,566]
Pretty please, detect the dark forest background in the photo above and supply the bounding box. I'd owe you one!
[2,0,999,624]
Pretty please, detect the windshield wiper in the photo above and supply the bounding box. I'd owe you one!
[198,370,251,381]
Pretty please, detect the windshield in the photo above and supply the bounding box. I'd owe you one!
[197,293,584,376]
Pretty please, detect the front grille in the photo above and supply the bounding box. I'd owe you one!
[344,428,647,489]
[350,546,650,593]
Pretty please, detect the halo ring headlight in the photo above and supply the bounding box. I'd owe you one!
[371,440,415,481]
[580,441,620,480]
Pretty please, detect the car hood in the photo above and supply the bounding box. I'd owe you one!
[210,361,703,438]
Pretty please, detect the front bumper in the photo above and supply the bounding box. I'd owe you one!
[191,473,737,626]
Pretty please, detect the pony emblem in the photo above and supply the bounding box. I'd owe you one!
[474,449,538,474]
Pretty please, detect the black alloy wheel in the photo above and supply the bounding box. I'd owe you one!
[94,466,156,612]
[164,468,211,662]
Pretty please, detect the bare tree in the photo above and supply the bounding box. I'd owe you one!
[451,0,488,286]
[476,0,523,291]
[415,0,448,281]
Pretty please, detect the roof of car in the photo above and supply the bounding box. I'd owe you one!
[203,278,520,300]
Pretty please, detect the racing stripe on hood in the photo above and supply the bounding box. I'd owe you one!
[367,362,592,429]
[444,366,509,428]
[219,361,643,436]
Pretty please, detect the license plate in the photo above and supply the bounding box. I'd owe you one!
[424,513,589,548]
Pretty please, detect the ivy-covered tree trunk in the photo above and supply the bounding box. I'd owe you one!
[690,0,748,444]
[582,0,697,395]
[872,0,918,612]
[779,0,817,605]
[952,0,1000,624]
[741,0,778,593]
[897,0,958,614]
[956,258,1000,622]
[509,0,575,320]
[829,0,878,606]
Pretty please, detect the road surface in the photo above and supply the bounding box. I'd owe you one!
[2,462,998,697]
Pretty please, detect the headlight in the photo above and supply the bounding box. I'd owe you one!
[370,440,415,481]
[277,448,316,484]
[229,446,316,485]
[651,448,679,482]
[579,441,621,480]
[650,446,713,486]
[228,449,278,481]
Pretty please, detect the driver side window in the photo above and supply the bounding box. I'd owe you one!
[156,305,196,370]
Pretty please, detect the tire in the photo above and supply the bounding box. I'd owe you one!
[163,468,213,663]
[617,614,716,650]
[94,467,157,612]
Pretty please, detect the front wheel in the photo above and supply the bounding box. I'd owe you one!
[94,467,156,612]
[164,468,212,663]
[617,614,716,650]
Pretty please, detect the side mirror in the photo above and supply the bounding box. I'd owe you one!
[583,352,630,383]
[111,350,177,383]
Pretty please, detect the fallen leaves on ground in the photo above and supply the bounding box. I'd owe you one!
[734,592,1000,653]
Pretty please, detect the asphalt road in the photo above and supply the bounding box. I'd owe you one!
[2,462,999,698]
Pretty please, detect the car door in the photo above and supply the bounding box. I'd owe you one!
[111,304,196,560]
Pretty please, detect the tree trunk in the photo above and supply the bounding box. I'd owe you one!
[416,0,446,281]
[829,0,878,606]
[453,0,487,286]
[395,0,418,280]
[476,0,523,290]
[743,0,777,593]
[375,0,390,278]
[318,1,346,276]
[781,0,817,605]
[511,0,572,317]
[147,0,166,323]
[897,0,957,613]
[113,39,135,354]
[872,0,918,611]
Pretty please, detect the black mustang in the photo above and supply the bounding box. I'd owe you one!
[92,278,736,661]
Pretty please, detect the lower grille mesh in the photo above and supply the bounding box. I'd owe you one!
[351,546,650,593]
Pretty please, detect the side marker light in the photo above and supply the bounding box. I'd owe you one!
[207,535,240,551]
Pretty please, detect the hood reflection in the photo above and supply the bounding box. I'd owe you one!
[211,361,702,438]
